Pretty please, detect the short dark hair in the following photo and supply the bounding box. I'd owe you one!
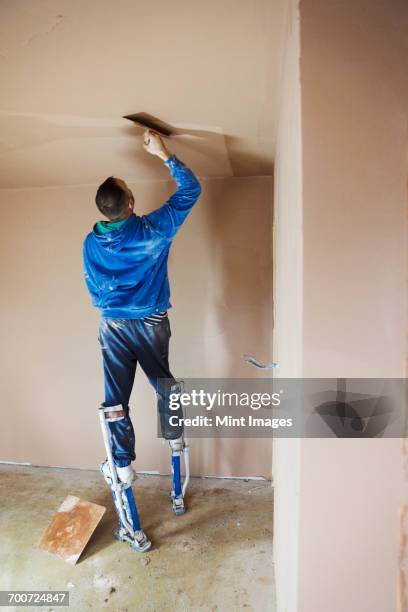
[95,177,128,220]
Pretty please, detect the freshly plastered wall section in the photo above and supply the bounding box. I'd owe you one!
[0,174,273,478]
[272,1,407,610]
[271,0,302,610]
[298,1,408,612]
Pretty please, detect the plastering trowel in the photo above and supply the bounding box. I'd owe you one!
[123,112,177,137]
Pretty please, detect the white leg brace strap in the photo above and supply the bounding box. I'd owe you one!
[102,404,127,422]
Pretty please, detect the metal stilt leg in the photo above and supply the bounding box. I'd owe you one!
[169,436,190,516]
[98,406,151,552]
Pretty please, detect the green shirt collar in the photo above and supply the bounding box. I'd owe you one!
[95,217,129,235]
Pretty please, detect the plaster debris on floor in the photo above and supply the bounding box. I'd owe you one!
[0,464,275,611]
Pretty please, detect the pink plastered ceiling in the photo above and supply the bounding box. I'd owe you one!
[0,0,286,188]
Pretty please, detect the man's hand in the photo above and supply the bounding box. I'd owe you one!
[143,130,171,162]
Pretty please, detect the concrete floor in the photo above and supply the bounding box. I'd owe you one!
[0,465,275,612]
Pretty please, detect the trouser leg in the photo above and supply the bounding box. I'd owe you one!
[98,318,137,467]
[133,314,184,440]
[132,315,187,513]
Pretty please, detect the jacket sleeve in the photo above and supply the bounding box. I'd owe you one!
[143,155,202,239]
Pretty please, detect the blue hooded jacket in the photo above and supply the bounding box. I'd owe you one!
[82,155,201,319]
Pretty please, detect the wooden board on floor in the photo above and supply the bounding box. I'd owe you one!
[38,495,106,565]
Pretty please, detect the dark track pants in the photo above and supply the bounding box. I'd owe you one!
[98,314,183,467]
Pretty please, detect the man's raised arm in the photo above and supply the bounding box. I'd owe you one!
[142,130,202,239]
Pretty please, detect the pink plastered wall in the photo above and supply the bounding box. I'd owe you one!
[0,175,273,478]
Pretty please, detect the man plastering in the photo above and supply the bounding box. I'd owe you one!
[82,130,201,551]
